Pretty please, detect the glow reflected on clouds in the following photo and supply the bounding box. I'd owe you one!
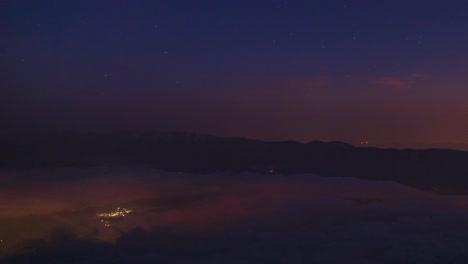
[1,168,468,261]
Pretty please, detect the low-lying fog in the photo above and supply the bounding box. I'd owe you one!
[1,168,468,263]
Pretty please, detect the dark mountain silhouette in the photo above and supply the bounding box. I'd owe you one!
[1,132,468,194]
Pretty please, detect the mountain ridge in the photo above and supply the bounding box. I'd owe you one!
[1,132,468,195]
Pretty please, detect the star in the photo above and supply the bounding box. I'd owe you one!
[321,39,326,49]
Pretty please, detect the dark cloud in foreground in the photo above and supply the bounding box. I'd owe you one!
[2,169,468,263]
[3,214,468,264]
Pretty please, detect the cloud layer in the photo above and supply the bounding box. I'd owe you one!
[1,168,468,263]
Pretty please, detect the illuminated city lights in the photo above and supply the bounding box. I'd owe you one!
[97,207,132,227]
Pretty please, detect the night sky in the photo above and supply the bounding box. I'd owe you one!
[2,0,468,147]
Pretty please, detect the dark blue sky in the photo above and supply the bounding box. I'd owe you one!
[2,0,468,147]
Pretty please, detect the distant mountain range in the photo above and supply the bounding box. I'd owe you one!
[420,143,468,152]
[1,132,468,195]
